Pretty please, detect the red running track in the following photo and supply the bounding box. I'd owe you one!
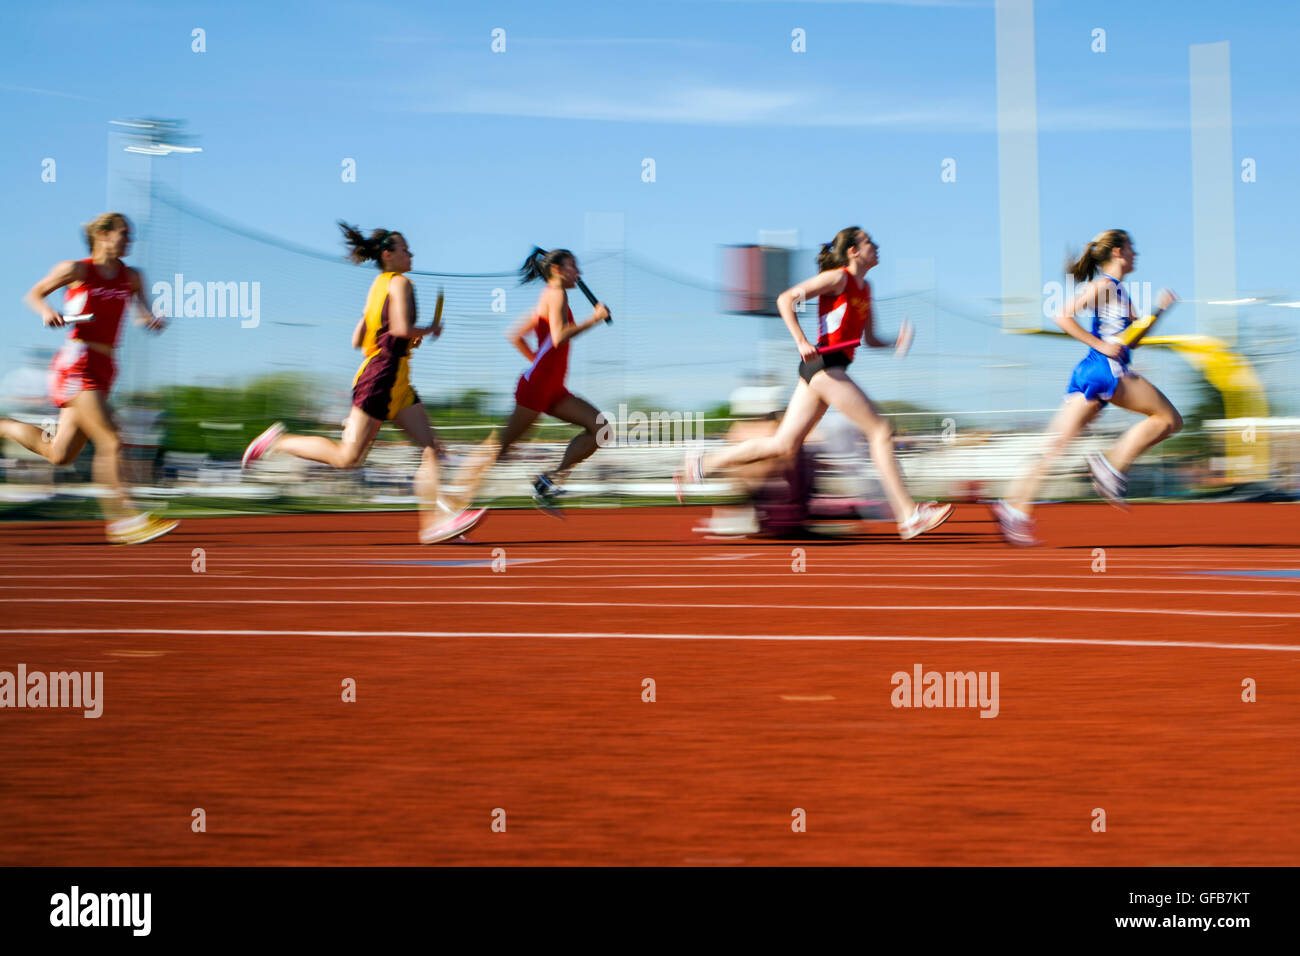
[0,502,1297,865]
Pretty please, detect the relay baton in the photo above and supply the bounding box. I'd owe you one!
[576,278,612,324]
[1117,313,1156,347]
[817,340,860,355]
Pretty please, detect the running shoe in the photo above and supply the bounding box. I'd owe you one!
[989,499,1041,547]
[532,474,566,519]
[1086,452,1129,510]
[419,507,487,544]
[692,507,759,538]
[673,451,704,504]
[241,422,284,469]
[898,501,954,540]
[107,513,180,546]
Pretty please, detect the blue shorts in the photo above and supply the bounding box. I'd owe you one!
[1066,348,1130,404]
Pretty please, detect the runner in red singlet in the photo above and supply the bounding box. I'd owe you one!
[453,247,609,518]
[675,226,953,540]
[0,213,177,544]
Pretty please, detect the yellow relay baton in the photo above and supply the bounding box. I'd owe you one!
[1117,313,1157,347]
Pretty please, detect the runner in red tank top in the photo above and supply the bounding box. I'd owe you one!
[517,303,575,413]
[675,226,953,540]
[0,213,177,544]
[453,247,610,518]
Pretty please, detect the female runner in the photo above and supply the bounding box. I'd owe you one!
[992,229,1180,545]
[452,247,609,517]
[242,223,482,543]
[676,226,952,540]
[0,212,176,544]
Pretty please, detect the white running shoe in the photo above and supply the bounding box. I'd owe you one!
[990,500,1041,547]
[420,507,487,544]
[674,451,704,504]
[898,501,954,540]
[1086,452,1129,510]
[107,513,180,546]
[692,508,759,538]
[242,422,285,469]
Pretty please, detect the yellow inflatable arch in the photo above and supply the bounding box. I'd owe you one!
[1142,334,1269,483]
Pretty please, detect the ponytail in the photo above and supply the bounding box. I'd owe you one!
[1067,229,1129,283]
[520,246,575,283]
[339,221,400,268]
[817,226,863,272]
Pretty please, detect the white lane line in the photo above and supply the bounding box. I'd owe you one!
[0,571,1295,586]
[0,564,1294,579]
[5,597,1300,618]
[2,582,1296,598]
[1,554,1295,567]
[1,627,1297,653]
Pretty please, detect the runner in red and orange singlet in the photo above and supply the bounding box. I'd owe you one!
[453,247,610,518]
[675,226,952,540]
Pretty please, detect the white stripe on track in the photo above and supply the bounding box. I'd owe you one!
[1,627,1296,653]
[0,571,1295,585]
[0,554,1294,567]
[1,582,1296,598]
[5,597,1300,618]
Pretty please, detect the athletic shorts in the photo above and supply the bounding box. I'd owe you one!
[797,349,852,384]
[515,375,571,416]
[48,340,115,408]
[1066,348,1130,404]
[352,354,419,421]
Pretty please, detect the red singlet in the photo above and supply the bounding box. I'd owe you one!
[816,267,873,360]
[514,304,574,415]
[64,258,135,348]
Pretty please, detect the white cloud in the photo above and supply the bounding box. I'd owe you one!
[715,0,989,7]
[0,83,102,103]
[407,80,1265,133]
[511,36,734,49]
[407,83,994,129]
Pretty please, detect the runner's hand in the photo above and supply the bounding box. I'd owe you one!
[894,318,913,358]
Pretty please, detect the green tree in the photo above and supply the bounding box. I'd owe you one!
[152,372,330,459]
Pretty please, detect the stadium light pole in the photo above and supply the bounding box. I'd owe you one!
[107,119,201,392]
[106,120,202,467]
[108,118,202,277]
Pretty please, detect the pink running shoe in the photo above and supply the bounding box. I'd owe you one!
[420,507,487,544]
[242,422,285,470]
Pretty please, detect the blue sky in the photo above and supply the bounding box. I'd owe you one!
[2,0,1297,419]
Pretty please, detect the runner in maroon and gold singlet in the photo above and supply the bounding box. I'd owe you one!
[241,222,482,544]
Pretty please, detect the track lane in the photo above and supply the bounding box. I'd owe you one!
[1,504,1297,865]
